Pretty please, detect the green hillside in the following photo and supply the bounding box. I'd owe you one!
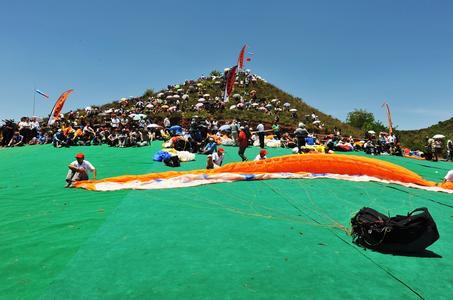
[400,117,453,149]
[78,72,363,137]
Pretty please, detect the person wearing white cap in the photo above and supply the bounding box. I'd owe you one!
[238,126,248,161]
[230,120,239,146]
[256,122,265,148]
[294,123,309,153]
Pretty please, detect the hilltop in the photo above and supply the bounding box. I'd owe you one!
[77,71,362,137]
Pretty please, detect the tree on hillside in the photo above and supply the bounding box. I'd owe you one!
[209,70,222,77]
[346,109,375,129]
[143,88,154,98]
[346,109,388,133]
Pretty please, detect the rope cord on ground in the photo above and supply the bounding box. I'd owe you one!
[259,179,425,299]
[331,230,425,300]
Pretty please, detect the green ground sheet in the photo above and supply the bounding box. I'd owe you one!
[0,143,452,299]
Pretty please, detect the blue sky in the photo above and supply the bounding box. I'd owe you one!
[1,0,452,129]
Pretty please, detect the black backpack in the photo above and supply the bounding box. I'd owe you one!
[163,155,180,167]
[351,207,439,253]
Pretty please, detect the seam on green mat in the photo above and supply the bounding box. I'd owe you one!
[39,184,146,298]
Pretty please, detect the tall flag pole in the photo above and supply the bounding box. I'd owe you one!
[223,66,238,102]
[48,89,74,126]
[33,88,49,116]
[382,101,393,135]
[33,85,36,116]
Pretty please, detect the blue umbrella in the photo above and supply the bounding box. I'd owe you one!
[219,124,231,131]
[169,125,182,132]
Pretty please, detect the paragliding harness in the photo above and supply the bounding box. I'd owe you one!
[163,155,180,168]
[350,207,439,253]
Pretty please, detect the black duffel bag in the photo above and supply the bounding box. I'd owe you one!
[351,207,439,253]
[163,155,180,167]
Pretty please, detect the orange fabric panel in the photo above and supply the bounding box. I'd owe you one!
[73,154,447,191]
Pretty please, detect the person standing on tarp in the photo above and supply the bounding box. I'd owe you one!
[272,122,281,140]
[238,126,248,161]
[256,122,265,148]
[65,153,96,187]
[447,140,453,161]
[230,120,239,146]
[294,122,308,153]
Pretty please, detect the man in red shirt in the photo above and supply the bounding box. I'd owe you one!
[238,126,248,161]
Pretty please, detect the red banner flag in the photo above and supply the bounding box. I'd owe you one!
[48,89,74,125]
[223,66,238,102]
[237,45,246,69]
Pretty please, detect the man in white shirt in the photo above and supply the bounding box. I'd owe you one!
[65,153,96,187]
[256,123,265,148]
[110,115,120,129]
[164,117,171,128]
[212,148,225,168]
[254,149,268,161]
[443,170,453,183]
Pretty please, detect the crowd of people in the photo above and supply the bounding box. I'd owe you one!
[2,108,452,163]
[1,71,452,175]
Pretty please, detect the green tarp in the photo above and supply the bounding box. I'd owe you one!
[0,144,452,299]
